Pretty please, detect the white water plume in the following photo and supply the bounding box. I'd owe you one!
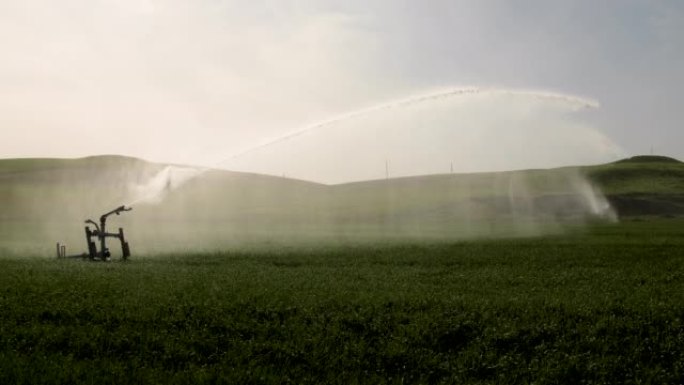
[572,175,616,219]
[113,86,620,248]
[126,166,203,206]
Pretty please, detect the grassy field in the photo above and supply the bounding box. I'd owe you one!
[1,218,683,384]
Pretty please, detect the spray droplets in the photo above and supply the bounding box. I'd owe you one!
[112,86,619,248]
[126,166,203,206]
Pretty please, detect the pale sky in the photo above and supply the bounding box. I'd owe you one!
[1,0,682,183]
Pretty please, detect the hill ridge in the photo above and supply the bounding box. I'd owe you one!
[615,155,681,164]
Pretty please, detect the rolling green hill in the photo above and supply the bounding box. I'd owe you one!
[584,155,684,216]
[1,155,683,255]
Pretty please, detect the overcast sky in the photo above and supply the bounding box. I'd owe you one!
[1,0,682,182]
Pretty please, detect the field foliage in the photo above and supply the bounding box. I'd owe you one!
[1,219,683,384]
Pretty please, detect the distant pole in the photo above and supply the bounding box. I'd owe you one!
[450,162,454,174]
[385,160,389,180]
[650,146,654,155]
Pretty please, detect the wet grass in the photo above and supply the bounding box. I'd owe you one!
[1,219,684,384]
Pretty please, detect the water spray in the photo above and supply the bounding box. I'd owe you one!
[100,86,614,250]
[130,87,601,206]
[46,86,615,257]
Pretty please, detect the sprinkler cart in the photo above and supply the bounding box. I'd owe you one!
[56,205,132,261]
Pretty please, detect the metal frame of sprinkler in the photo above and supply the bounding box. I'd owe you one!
[56,205,132,261]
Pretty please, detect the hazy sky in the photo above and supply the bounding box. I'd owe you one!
[2,0,682,182]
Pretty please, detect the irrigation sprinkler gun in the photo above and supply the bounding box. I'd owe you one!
[56,205,132,261]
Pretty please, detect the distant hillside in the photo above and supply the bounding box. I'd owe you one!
[1,154,684,253]
[584,155,684,216]
[614,155,682,164]
[0,156,329,253]
[0,155,325,224]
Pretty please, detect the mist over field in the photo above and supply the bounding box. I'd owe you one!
[2,85,631,256]
[1,154,618,257]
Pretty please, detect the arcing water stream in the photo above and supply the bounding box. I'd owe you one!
[128,86,614,205]
[120,87,619,246]
[210,87,601,170]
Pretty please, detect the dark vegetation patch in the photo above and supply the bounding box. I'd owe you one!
[607,193,684,216]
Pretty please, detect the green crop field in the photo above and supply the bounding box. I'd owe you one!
[1,155,684,384]
[1,219,683,384]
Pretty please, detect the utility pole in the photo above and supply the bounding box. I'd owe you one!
[450,162,454,174]
[385,159,389,180]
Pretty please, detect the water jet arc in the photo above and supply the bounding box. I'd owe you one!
[211,87,599,168]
